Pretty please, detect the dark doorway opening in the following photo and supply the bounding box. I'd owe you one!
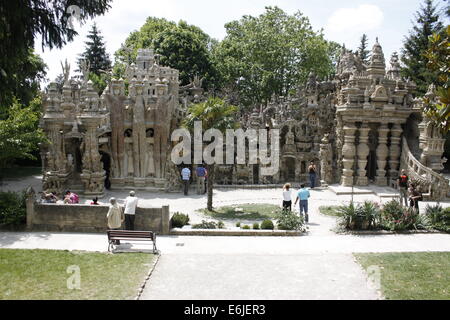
[253,164,260,184]
[100,151,112,189]
[284,158,296,181]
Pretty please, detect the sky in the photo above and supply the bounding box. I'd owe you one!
[34,0,448,84]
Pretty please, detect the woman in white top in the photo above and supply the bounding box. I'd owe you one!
[282,183,293,211]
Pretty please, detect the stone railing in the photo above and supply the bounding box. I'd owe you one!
[401,137,450,200]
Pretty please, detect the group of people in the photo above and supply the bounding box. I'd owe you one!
[41,190,80,204]
[397,170,423,211]
[282,183,311,223]
[181,165,208,196]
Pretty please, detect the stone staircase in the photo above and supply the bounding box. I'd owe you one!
[400,137,450,200]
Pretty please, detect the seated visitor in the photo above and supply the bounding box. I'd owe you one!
[64,190,80,204]
[91,197,100,205]
[42,192,58,203]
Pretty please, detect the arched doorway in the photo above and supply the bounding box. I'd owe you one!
[283,157,296,181]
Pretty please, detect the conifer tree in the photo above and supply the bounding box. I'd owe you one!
[357,34,369,64]
[78,23,112,76]
[401,0,444,95]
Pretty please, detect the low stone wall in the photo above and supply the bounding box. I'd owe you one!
[26,197,170,234]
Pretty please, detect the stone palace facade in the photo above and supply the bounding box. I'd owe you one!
[39,41,450,200]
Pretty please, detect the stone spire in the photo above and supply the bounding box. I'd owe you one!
[387,52,401,80]
[367,38,386,79]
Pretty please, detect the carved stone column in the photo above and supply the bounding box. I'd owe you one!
[356,124,370,186]
[375,123,390,186]
[389,124,403,181]
[341,123,357,187]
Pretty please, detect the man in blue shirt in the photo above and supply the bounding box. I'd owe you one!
[294,184,310,223]
[196,165,207,195]
[181,167,191,196]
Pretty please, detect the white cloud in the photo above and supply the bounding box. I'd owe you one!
[326,4,384,33]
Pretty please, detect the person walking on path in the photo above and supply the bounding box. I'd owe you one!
[196,165,207,195]
[282,183,293,211]
[181,167,191,196]
[124,191,139,230]
[397,170,409,207]
[308,162,317,189]
[107,198,124,245]
[294,184,310,223]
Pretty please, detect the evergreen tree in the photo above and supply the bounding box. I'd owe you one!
[401,0,444,95]
[78,23,112,76]
[357,34,370,64]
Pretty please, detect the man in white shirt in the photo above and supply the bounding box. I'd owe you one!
[124,191,139,230]
[181,167,191,196]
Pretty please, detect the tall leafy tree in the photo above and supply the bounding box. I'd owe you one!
[114,17,218,88]
[183,98,239,211]
[213,6,335,107]
[401,0,444,95]
[358,34,370,64]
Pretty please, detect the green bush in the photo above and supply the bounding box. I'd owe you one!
[337,201,381,230]
[381,200,426,231]
[253,223,260,230]
[218,221,225,229]
[426,205,450,233]
[192,220,218,229]
[236,222,241,228]
[0,191,27,226]
[242,225,251,230]
[261,220,274,230]
[277,209,305,231]
[171,212,190,228]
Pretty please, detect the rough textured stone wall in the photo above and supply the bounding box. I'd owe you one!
[27,203,170,234]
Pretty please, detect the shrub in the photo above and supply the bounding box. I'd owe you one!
[171,212,190,228]
[0,191,27,226]
[381,201,426,231]
[261,220,274,230]
[277,209,305,231]
[236,222,241,228]
[337,201,381,230]
[242,225,251,230]
[337,202,359,230]
[218,221,225,229]
[253,223,260,230]
[426,205,450,233]
[192,220,218,229]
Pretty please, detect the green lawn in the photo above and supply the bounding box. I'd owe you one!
[198,203,281,220]
[355,252,450,300]
[0,249,155,300]
[319,206,341,217]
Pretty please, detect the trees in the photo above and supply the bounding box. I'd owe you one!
[401,0,444,95]
[213,6,336,108]
[358,34,370,64]
[114,17,218,88]
[77,23,112,93]
[183,98,239,211]
[423,25,450,133]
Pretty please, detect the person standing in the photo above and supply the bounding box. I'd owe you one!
[397,170,409,207]
[294,184,311,223]
[107,198,124,245]
[181,167,191,196]
[196,165,207,195]
[308,161,317,189]
[282,183,293,211]
[124,191,139,230]
[409,184,423,212]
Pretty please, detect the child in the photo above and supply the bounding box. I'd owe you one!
[282,183,292,211]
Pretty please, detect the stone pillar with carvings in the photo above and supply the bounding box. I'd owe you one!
[356,124,370,186]
[375,123,390,186]
[389,124,403,181]
[341,123,357,187]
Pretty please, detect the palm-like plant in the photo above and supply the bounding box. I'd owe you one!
[183,97,239,211]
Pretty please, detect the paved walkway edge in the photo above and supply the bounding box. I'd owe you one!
[136,253,161,300]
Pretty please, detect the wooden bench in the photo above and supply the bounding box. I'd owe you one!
[107,230,157,253]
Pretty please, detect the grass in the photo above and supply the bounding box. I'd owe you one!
[355,252,450,300]
[319,206,341,217]
[198,203,281,221]
[0,167,42,179]
[0,249,155,300]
